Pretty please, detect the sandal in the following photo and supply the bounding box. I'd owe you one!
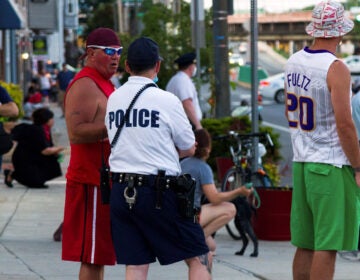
[4,169,13,188]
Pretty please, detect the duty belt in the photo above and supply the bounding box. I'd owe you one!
[112,172,179,210]
[112,172,178,189]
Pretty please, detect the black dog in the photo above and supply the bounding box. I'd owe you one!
[233,196,258,257]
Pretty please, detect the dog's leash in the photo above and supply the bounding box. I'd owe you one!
[245,182,261,209]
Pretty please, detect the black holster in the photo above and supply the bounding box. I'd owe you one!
[174,174,196,219]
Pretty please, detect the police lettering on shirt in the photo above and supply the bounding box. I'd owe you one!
[108,108,160,129]
[286,73,311,91]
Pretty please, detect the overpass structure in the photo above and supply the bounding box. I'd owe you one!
[228,11,359,56]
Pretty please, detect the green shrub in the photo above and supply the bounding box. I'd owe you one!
[0,81,24,120]
[201,116,282,186]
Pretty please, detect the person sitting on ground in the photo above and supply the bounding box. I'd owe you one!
[0,85,19,174]
[4,108,64,188]
[23,86,44,120]
[180,128,253,257]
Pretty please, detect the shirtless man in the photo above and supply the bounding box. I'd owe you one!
[62,27,122,280]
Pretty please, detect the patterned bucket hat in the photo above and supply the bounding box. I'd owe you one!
[305,0,354,38]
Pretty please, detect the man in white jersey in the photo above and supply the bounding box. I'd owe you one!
[105,37,211,279]
[166,52,203,130]
[284,1,360,279]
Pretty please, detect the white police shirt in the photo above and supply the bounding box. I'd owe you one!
[166,71,202,121]
[105,76,195,176]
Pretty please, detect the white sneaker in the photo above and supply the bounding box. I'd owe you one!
[338,251,360,261]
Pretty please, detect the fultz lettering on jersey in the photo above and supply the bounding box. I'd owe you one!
[108,108,160,129]
[286,73,311,91]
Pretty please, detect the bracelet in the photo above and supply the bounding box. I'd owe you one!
[353,167,360,173]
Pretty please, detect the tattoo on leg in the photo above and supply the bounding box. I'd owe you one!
[198,253,211,274]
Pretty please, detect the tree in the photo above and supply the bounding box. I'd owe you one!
[80,0,117,39]
[347,0,360,42]
[139,1,194,89]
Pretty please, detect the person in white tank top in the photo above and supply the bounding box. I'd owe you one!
[285,1,360,279]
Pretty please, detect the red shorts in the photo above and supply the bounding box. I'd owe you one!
[62,180,116,265]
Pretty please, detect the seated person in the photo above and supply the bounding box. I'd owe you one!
[23,86,44,119]
[180,129,252,254]
[4,108,64,188]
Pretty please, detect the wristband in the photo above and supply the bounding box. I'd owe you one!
[353,167,360,173]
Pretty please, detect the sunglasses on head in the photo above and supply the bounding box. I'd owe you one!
[88,45,123,56]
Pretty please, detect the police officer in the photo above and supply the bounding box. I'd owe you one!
[105,37,211,279]
[166,52,203,130]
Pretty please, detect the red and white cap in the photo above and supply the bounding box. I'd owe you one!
[305,0,354,38]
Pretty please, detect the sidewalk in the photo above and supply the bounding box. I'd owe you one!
[1,104,360,279]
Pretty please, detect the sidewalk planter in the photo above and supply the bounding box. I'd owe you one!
[252,187,292,241]
[215,157,234,183]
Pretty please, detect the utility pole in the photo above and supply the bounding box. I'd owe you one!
[213,0,230,118]
[57,0,65,66]
[250,0,259,172]
[191,0,205,91]
[130,0,139,36]
[194,0,201,89]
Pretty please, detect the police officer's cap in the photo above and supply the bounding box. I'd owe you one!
[127,37,163,66]
[174,52,196,68]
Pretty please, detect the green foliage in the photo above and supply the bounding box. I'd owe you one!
[201,116,282,177]
[83,2,116,39]
[301,5,315,11]
[0,81,24,121]
[140,1,180,89]
[353,21,360,41]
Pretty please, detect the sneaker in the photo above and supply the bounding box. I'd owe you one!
[338,251,360,261]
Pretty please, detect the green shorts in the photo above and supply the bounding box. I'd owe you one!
[291,162,360,251]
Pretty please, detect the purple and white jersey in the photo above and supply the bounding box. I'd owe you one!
[285,47,351,166]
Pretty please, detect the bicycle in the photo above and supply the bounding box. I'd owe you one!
[215,130,274,240]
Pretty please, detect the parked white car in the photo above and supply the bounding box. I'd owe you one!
[342,55,360,74]
[258,72,285,104]
[229,53,245,66]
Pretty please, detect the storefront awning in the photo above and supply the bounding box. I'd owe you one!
[0,0,24,29]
